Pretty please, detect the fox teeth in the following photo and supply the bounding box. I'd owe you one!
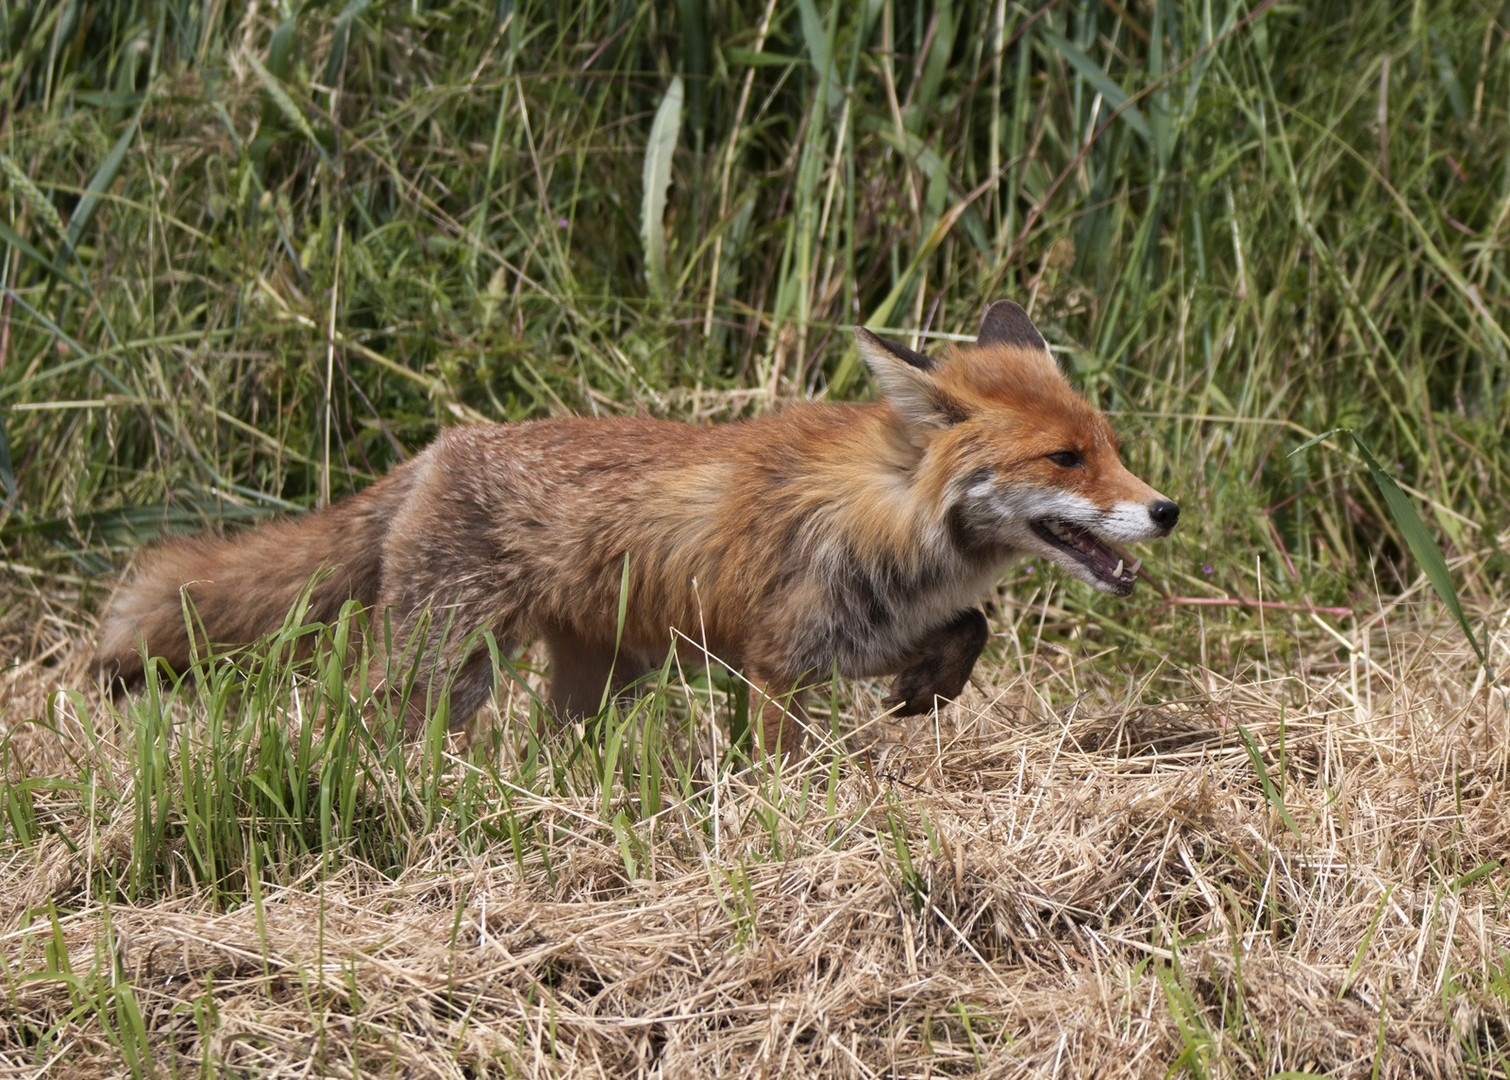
[1113,559,1124,578]
[1128,559,1142,576]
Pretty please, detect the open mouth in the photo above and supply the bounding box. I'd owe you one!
[1030,519,1141,595]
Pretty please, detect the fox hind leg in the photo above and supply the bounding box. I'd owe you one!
[544,628,653,721]
[883,608,989,717]
[366,601,513,738]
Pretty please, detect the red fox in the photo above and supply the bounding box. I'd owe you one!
[97,301,1178,751]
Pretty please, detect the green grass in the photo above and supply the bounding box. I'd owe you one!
[2,0,1505,616]
[3,2,1510,1076]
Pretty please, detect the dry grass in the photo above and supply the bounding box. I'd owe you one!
[5,2,1510,1075]
[4,580,1509,1078]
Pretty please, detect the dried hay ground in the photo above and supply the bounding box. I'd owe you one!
[3,591,1510,1079]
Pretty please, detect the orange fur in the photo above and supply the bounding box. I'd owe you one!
[97,302,1179,750]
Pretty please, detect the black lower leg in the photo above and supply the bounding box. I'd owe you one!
[883,608,989,716]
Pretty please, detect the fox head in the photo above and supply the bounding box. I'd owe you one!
[856,301,1178,595]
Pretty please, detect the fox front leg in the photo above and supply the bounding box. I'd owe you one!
[882,608,989,716]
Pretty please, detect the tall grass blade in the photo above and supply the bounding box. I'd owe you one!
[1295,429,1491,675]
[672,0,709,142]
[1235,722,1301,841]
[0,404,14,500]
[65,116,139,252]
[323,0,373,86]
[641,75,683,300]
[1039,29,1151,142]
[0,224,83,291]
[796,0,842,110]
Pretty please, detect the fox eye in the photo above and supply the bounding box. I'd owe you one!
[1046,450,1083,468]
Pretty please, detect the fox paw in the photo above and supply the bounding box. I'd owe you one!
[883,660,957,717]
[882,609,988,716]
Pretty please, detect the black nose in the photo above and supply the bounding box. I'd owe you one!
[1149,500,1180,531]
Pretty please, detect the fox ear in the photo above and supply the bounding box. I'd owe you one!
[977,300,1050,357]
[855,327,934,371]
[856,327,968,430]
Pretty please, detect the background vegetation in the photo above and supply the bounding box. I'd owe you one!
[2,1,1509,1075]
[2,0,1506,609]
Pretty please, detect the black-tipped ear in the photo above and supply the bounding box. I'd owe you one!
[855,326,967,431]
[977,300,1048,354]
[855,327,933,371]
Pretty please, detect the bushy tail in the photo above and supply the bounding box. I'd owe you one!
[96,466,417,684]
